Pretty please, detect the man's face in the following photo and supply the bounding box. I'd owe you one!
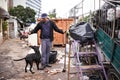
[37,18,41,23]
[41,17,47,22]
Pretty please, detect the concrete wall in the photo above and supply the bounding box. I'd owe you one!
[8,18,18,38]
[14,19,18,38]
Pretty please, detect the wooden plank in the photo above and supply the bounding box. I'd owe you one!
[80,65,102,70]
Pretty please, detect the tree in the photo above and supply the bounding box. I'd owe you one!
[83,15,90,22]
[9,5,36,24]
[48,9,56,18]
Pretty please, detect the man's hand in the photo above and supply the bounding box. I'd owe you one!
[28,32,31,35]
[63,31,66,34]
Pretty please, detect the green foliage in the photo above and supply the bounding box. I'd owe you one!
[48,14,56,18]
[48,9,56,18]
[83,15,90,22]
[9,5,36,23]
[2,21,8,31]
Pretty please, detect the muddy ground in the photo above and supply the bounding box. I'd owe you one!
[0,39,77,80]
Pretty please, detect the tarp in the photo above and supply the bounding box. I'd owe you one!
[69,22,94,43]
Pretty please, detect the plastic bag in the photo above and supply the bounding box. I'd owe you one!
[69,22,94,43]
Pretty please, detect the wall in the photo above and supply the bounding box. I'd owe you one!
[14,19,18,38]
[53,18,73,45]
[8,18,18,38]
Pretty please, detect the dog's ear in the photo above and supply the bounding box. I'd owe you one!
[37,45,40,47]
[29,45,34,49]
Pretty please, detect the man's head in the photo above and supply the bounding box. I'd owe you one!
[41,13,48,22]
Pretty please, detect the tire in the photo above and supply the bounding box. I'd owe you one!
[108,69,120,80]
[89,71,104,80]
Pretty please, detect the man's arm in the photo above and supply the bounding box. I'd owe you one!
[51,21,64,34]
[31,23,41,34]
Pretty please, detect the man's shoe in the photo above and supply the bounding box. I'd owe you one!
[39,66,46,70]
[46,65,52,67]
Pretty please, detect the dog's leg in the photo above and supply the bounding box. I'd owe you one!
[36,61,40,70]
[29,62,34,74]
[25,61,28,72]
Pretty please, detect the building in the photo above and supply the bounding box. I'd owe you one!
[0,0,10,44]
[8,0,13,8]
[7,0,41,39]
[26,0,41,19]
[8,0,41,19]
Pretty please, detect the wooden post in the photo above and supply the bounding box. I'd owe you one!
[68,41,71,80]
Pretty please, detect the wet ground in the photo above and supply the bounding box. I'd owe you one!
[0,38,77,80]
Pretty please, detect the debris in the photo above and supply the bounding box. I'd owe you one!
[39,71,44,74]
[14,39,21,42]
[44,69,49,73]
[21,41,25,44]
[22,44,27,48]
[70,75,74,78]
[79,75,89,80]
[59,57,68,64]
[57,78,62,80]
[48,69,62,75]
[0,77,5,80]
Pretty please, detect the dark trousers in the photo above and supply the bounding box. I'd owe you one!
[41,39,52,66]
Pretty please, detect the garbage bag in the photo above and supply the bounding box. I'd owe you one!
[49,51,57,64]
[69,22,94,43]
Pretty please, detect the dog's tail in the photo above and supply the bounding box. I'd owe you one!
[13,57,25,61]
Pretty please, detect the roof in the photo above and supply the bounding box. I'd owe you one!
[0,7,10,19]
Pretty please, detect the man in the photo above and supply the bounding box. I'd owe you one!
[31,13,64,70]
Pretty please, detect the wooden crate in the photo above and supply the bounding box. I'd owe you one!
[37,18,74,46]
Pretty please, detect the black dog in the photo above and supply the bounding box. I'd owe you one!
[14,46,41,74]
